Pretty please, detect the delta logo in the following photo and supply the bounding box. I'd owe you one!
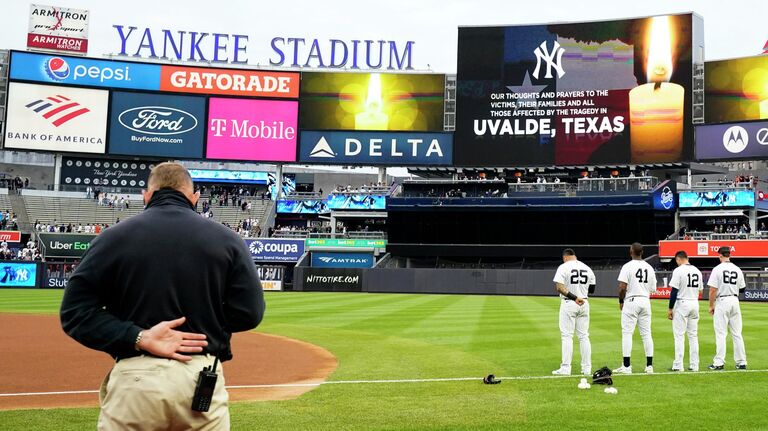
[45,57,70,80]
[25,94,90,127]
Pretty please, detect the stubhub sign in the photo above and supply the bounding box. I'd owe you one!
[245,238,305,262]
[10,51,160,90]
[299,131,453,166]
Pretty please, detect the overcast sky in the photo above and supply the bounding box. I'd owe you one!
[2,0,766,72]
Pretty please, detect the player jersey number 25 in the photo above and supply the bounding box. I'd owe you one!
[570,270,589,285]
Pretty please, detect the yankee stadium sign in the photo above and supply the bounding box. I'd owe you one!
[112,25,416,70]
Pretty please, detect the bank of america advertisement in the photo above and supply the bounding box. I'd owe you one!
[4,82,108,154]
[300,72,444,131]
[456,13,701,166]
[705,55,768,123]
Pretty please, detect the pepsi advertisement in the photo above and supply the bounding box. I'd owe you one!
[312,252,375,268]
[245,238,305,262]
[0,262,38,288]
[695,121,768,161]
[326,194,386,210]
[108,92,206,159]
[299,131,453,166]
[679,190,755,208]
[10,51,161,90]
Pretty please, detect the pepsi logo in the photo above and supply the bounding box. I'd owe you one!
[45,57,70,81]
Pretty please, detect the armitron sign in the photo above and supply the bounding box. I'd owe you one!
[28,4,90,54]
[0,231,22,243]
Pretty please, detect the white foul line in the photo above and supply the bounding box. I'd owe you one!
[1,369,766,398]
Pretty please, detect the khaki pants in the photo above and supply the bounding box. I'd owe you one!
[98,355,229,431]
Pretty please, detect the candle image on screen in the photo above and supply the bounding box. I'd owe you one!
[355,73,389,130]
[760,99,768,119]
[629,15,684,163]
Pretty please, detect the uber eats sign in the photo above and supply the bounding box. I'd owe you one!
[38,233,96,258]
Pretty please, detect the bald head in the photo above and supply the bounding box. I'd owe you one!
[143,162,199,206]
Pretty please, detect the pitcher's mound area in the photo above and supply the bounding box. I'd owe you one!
[0,314,337,410]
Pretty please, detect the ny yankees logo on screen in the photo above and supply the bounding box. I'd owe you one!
[532,41,566,79]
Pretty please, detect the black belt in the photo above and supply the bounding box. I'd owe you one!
[626,295,648,302]
[718,294,738,298]
[563,297,588,301]
[115,351,212,362]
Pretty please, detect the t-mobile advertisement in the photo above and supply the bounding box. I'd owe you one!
[206,98,298,162]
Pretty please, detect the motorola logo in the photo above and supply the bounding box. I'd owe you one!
[722,126,748,153]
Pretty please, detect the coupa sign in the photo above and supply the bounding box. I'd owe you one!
[38,233,96,258]
[245,238,305,262]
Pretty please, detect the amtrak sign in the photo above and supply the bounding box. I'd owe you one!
[299,131,453,166]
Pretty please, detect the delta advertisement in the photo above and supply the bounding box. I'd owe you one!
[659,240,768,258]
[27,4,90,54]
[298,131,453,165]
[108,92,206,159]
[678,190,755,208]
[60,157,155,188]
[0,262,39,288]
[695,121,768,161]
[10,51,161,90]
[4,82,108,154]
[705,55,768,123]
[206,98,298,162]
[246,238,305,263]
[311,252,375,268]
[299,72,444,131]
[456,14,700,166]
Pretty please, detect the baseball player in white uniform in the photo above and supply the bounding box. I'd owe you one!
[667,251,703,371]
[707,246,747,370]
[552,248,596,376]
[614,243,656,374]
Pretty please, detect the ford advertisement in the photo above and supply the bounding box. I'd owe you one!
[108,91,206,159]
[245,238,305,263]
[10,51,161,90]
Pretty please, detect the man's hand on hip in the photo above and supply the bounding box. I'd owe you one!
[137,317,208,362]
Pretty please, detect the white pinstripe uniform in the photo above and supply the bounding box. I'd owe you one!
[708,262,747,367]
[553,260,595,374]
[618,259,656,359]
[668,263,703,370]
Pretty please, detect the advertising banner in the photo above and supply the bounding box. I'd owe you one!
[659,240,768,258]
[744,290,768,302]
[256,265,284,291]
[695,121,768,161]
[0,231,22,243]
[705,56,768,123]
[268,173,296,199]
[299,72,444,131]
[298,131,453,166]
[45,277,69,289]
[61,157,155,188]
[189,169,269,184]
[277,200,329,214]
[326,194,386,210]
[305,238,386,248]
[4,82,108,154]
[455,14,699,166]
[652,181,676,211]
[650,286,703,300]
[678,190,755,208]
[10,51,161,90]
[302,268,364,292]
[206,98,298,162]
[245,238,305,262]
[38,233,96,258]
[0,262,38,288]
[108,92,206,159]
[160,66,299,98]
[28,4,90,54]
[311,252,375,268]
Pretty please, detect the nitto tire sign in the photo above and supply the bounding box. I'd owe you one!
[108,92,206,159]
[302,268,364,292]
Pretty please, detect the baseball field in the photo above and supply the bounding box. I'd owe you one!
[1,289,766,430]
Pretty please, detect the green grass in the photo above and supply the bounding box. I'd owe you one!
[1,289,767,430]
